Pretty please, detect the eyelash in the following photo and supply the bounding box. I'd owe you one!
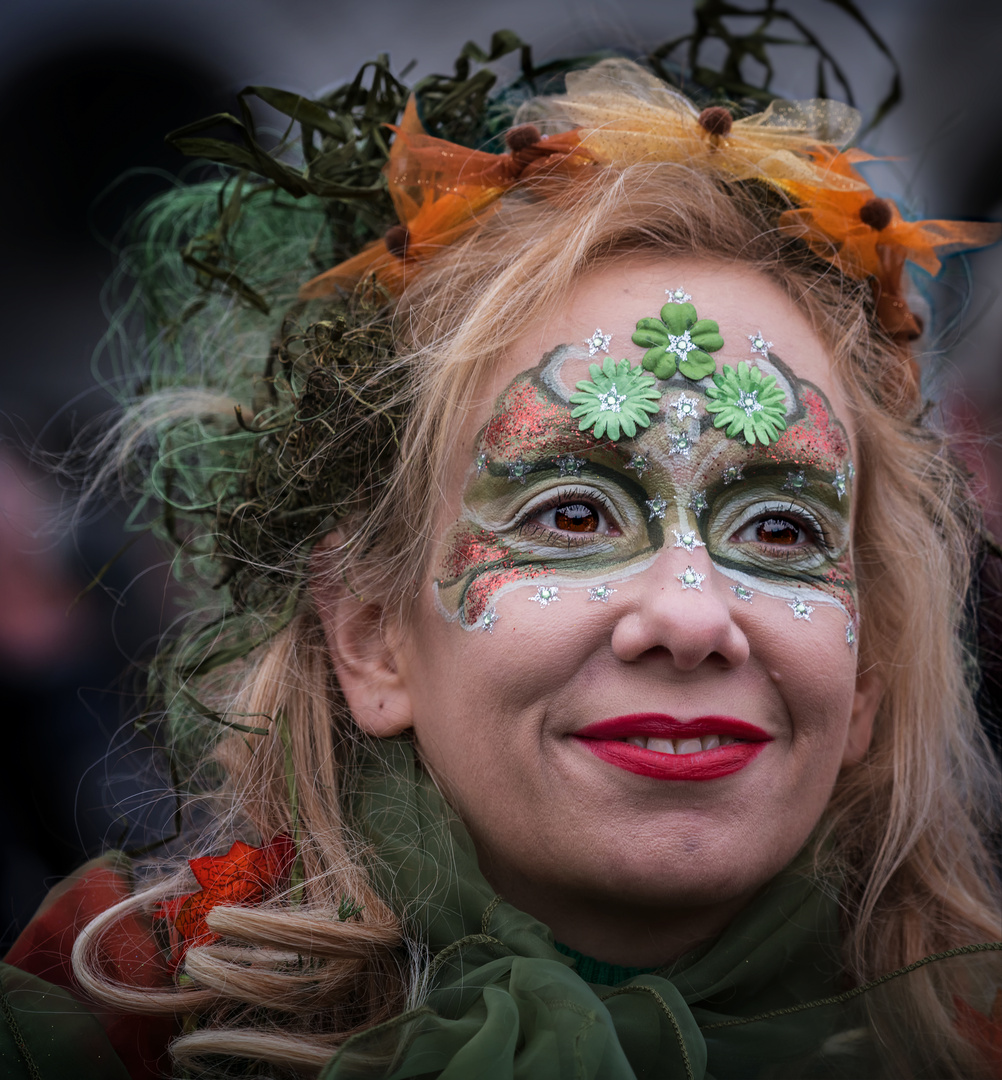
[513,486,620,544]
[730,502,832,555]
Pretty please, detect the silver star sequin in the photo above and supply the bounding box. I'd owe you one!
[783,470,806,492]
[669,432,691,458]
[678,566,705,591]
[665,287,692,303]
[482,608,499,633]
[475,451,488,476]
[529,585,560,607]
[627,453,649,478]
[585,328,612,356]
[722,465,744,485]
[598,387,627,413]
[845,622,856,647]
[507,459,529,484]
[689,490,708,514]
[557,454,583,477]
[646,494,668,520]
[737,389,763,416]
[731,584,754,603]
[748,330,773,357]
[788,598,814,621]
[847,460,856,482]
[832,471,847,500]
[673,530,705,553]
[674,393,699,422]
[667,329,698,358]
[588,585,616,602]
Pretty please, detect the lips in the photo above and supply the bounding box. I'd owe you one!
[573,713,771,781]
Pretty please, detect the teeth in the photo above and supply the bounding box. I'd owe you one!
[622,733,735,755]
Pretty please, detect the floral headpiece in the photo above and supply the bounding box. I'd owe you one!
[298,57,997,372]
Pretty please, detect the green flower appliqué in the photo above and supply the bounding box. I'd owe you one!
[632,301,724,380]
[569,357,661,440]
[705,361,787,445]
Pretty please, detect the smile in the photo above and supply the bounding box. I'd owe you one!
[573,713,772,781]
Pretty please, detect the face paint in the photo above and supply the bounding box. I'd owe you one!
[435,345,856,628]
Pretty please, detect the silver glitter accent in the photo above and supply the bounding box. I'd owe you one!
[731,584,754,603]
[665,287,692,303]
[722,464,744,485]
[507,459,529,484]
[783,470,806,492]
[627,453,649,478]
[588,584,616,602]
[847,460,856,482]
[689,490,709,514]
[646,494,668,520]
[673,530,705,553]
[482,608,499,633]
[737,389,763,416]
[748,330,773,357]
[475,451,488,476]
[678,566,705,591]
[845,622,856,647]
[557,454,583,477]
[598,387,627,413]
[667,329,698,358]
[788,598,814,621]
[674,393,700,421]
[585,328,613,356]
[669,432,691,458]
[832,471,847,500]
[529,585,560,607]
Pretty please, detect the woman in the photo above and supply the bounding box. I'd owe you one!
[3,49,1000,1080]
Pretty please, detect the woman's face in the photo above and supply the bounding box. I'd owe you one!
[331,259,880,962]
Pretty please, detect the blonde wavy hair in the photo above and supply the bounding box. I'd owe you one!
[73,160,1000,1076]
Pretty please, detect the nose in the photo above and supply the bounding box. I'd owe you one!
[610,549,750,671]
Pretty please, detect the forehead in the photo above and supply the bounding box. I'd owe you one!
[445,257,853,501]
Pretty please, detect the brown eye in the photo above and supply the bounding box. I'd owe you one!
[554,503,600,532]
[754,517,803,545]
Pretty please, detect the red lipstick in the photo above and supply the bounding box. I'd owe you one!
[573,713,771,781]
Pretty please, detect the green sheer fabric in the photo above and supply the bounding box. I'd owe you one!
[321,738,1001,1080]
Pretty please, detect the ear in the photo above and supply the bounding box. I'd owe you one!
[842,664,882,766]
[311,546,413,738]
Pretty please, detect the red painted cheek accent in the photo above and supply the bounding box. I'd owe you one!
[463,565,554,624]
[769,387,849,467]
[821,565,858,623]
[440,526,510,580]
[481,381,598,459]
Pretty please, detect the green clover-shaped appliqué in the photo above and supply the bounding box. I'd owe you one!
[569,357,661,441]
[704,361,787,445]
[632,300,724,380]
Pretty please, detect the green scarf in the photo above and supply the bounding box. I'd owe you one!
[320,739,998,1079]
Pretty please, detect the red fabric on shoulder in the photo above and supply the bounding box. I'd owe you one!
[5,851,180,1080]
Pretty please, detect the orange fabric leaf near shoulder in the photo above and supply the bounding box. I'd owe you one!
[4,851,177,1080]
[953,990,1002,1074]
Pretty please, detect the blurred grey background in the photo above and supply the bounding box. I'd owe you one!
[1,0,1000,945]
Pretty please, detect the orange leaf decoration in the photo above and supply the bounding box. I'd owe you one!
[953,990,1002,1073]
[153,834,295,974]
[299,97,594,299]
[778,147,1000,340]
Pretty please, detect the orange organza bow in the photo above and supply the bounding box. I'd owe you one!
[529,58,866,195]
[778,147,1001,341]
[299,98,594,299]
[153,834,295,974]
